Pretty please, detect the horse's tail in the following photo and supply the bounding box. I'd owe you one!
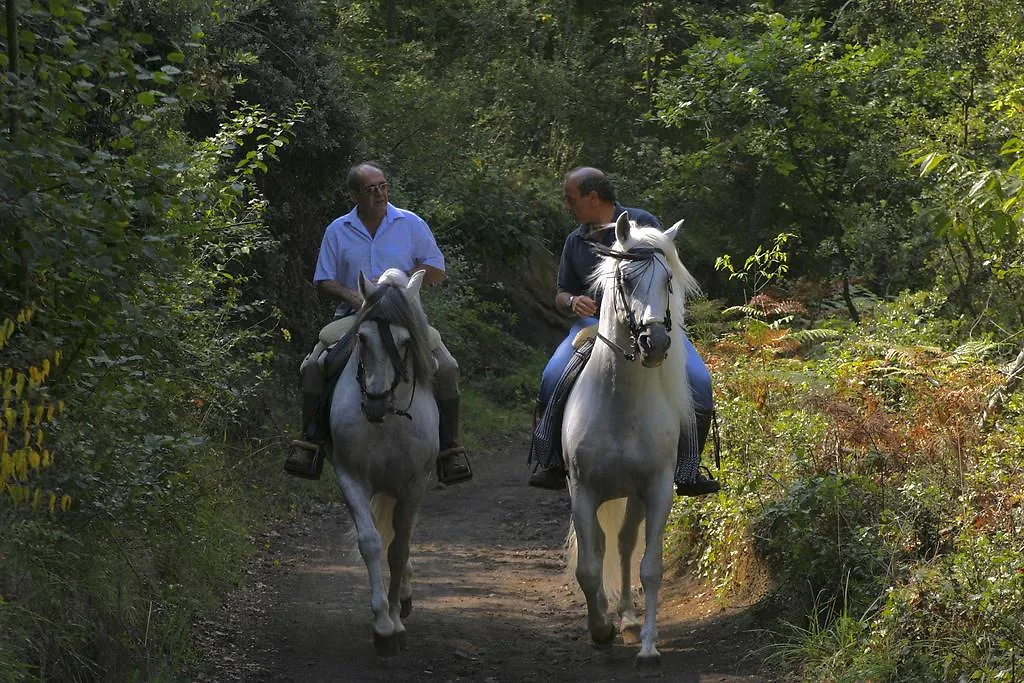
[342,494,398,559]
[371,494,397,551]
[565,498,644,607]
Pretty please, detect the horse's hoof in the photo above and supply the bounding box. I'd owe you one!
[635,652,662,671]
[590,624,616,649]
[400,597,413,618]
[373,631,400,657]
[396,630,408,650]
[620,622,641,645]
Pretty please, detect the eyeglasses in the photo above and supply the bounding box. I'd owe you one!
[361,181,389,194]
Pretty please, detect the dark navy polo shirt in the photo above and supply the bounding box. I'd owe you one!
[556,204,662,296]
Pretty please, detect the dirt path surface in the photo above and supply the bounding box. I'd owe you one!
[196,430,777,682]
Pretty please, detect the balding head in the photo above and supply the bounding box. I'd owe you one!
[347,162,385,192]
[564,166,617,204]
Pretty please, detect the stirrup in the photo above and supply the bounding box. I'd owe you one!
[675,465,721,497]
[284,440,324,480]
[437,446,473,484]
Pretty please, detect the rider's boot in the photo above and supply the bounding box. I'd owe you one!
[528,400,567,490]
[284,391,325,480]
[528,461,567,489]
[437,397,472,484]
[675,408,721,496]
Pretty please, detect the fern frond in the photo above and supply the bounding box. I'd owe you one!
[724,305,767,319]
[788,328,843,346]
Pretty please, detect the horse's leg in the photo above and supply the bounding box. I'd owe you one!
[387,495,420,649]
[617,495,645,644]
[572,488,615,648]
[399,558,414,618]
[636,478,675,668]
[336,472,395,653]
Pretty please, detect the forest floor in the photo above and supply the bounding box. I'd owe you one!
[194,428,783,682]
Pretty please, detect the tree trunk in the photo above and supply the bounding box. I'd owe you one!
[979,342,1024,426]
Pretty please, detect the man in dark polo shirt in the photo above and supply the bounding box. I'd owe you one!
[529,166,720,495]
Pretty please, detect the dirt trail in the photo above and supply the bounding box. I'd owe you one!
[196,430,777,682]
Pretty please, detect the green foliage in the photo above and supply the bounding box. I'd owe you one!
[716,232,796,300]
[0,0,311,675]
[671,288,1024,681]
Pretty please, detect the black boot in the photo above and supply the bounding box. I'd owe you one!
[675,409,721,496]
[528,463,567,490]
[528,400,567,489]
[437,397,472,484]
[284,391,324,480]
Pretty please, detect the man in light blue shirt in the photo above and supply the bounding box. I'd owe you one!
[284,163,471,484]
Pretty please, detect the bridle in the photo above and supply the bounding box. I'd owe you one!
[590,244,674,362]
[356,318,416,421]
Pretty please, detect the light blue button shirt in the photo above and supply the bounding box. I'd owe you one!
[313,203,446,317]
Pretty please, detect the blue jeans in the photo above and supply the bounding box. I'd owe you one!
[538,318,714,461]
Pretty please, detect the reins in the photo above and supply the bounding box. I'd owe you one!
[356,317,416,422]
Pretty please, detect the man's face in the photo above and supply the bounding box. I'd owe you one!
[352,168,390,215]
[562,180,597,224]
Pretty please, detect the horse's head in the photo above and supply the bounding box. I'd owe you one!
[353,270,435,422]
[595,213,698,368]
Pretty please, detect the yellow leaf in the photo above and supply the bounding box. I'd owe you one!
[41,449,51,466]
[58,400,65,416]
[46,404,55,421]
[1,451,12,483]
[54,350,62,366]
[14,373,24,398]
[49,492,56,512]
[21,401,29,428]
[4,408,14,431]
[31,488,41,509]
[36,429,44,449]
[28,449,40,471]
[60,494,71,512]
[14,448,27,479]
[42,358,51,378]
[34,404,44,426]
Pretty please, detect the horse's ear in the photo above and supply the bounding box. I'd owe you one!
[405,269,425,299]
[664,219,684,242]
[358,272,372,302]
[615,211,631,245]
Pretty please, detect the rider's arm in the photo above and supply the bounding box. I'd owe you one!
[410,263,445,285]
[317,279,363,310]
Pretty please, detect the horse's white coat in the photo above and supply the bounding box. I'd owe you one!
[563,214,700,664]
[328,268,439,652]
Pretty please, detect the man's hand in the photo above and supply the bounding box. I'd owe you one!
[570,294,597,318]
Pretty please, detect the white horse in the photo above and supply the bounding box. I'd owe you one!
[563,212,700,668]
[329,268,439,655]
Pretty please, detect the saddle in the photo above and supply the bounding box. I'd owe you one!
[528,332,596,471]
[310,325,463,481]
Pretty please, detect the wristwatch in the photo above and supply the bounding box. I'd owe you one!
[567,295,576,313]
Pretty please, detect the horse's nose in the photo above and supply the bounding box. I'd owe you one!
[638,324,671,367]
[361,399,388,423]
[639,324,671,354]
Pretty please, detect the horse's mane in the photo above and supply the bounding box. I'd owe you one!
[353,269,435,389]
[590,220,701,438]
[589,221,701,302]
